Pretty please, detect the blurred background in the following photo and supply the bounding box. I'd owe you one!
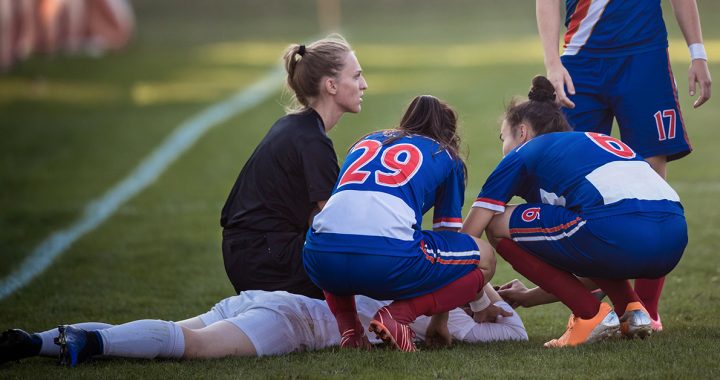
[0,1,719,375]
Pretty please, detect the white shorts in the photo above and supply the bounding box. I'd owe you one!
[198,290,526,356]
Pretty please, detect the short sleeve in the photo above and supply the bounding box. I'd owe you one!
[301,136,339,203]
[432,160,465,229]
[473,151,528,213]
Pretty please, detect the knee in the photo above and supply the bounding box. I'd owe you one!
[473,238,496,283]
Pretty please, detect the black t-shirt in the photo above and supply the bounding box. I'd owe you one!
[221,108,339,234]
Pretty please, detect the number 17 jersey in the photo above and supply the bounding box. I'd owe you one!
[305,131,466,257]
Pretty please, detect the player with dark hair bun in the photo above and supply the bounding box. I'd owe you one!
[538,0,712,331]
[462,76,688,348]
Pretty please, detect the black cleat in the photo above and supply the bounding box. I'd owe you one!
[0,329,41,364]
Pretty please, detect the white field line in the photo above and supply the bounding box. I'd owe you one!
[0,65,285,300]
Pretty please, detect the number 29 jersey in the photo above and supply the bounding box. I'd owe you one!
[305,131,466,257]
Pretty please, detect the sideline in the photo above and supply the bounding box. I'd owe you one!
[0,65,285,300]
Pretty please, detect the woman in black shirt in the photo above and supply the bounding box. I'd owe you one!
[221,35,368,298]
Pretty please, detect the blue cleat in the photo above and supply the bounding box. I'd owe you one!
[0,329,41,364]
[56,325,94,368]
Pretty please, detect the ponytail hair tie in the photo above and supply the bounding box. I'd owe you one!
[298,45,306,56]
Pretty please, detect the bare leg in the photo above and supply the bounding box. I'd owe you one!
[175,317,207,330]
[636,155,668,322]
[645,155,667,179]
[181,321,256,359]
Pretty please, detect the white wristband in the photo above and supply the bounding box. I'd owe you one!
[469,293,491,312]
[689,43,707,61]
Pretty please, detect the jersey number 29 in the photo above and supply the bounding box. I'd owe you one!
[337,139,423,188]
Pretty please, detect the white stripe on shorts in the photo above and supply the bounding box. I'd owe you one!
[512,220,587,242]
[426,248,480,258]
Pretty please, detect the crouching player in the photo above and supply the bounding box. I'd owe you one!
[462,76,687,348]
[303,95,498,352]
[0,288,527,367]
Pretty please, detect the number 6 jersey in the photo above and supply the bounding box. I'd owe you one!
[305,131,466,257]
[473,132,683,219]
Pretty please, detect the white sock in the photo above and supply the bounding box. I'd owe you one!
[97,319,185,359]
[37,322,114,356]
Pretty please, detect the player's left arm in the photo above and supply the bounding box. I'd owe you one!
[669,0,712,108]
[432,161,466,232]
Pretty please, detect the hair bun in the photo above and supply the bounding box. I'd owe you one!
[528,75,556,103]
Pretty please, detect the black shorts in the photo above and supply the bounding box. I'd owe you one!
[222,229,323,299]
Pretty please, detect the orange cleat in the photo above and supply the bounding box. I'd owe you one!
[369,307,416,352]
[544,302,620,348]
[620,302,653,339]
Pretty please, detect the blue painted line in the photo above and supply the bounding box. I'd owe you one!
[0,64,285,300]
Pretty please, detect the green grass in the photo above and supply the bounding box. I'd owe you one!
[1,0,720,378]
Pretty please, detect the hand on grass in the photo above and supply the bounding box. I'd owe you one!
[425,312,452,348]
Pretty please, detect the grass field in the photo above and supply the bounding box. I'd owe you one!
[1,0,720,378]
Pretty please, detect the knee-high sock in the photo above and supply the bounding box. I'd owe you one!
[323,291,362,334]
[591,277,640,316]
[496,239,599,319]
[634,277,664,320]
[96,320,185,359]
[37,322,114,357]
[590,278,640,316]
[385,268,484,325]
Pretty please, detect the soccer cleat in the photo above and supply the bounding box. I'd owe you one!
[650,314,663,332]
[0,329,41,364]
[369,307,416,352]
[544,302,620,348]
[620,302,653,339]
[339,327,372,350]
[56,325,94,367]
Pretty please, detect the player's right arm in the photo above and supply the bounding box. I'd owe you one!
[536,0,575,108]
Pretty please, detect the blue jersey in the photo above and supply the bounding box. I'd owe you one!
[563,0,668,57]
[306,131,466,257]
[474,132,683,219]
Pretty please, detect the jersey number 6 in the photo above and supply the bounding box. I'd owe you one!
[338,139,423,188]
[585,132,636,159]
